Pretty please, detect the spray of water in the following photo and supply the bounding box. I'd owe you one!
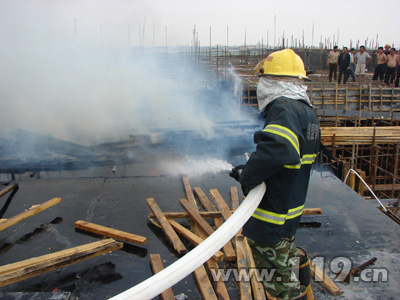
[158,156,233,178]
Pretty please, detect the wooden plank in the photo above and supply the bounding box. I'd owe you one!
[0,198,61,231]
[74,220,147,245]
[167,219,224,262]
[230,186,240,210]
[0,239,120,276]
[210,189,232,221]
[193,187,236,261]
[304,208,322,215]
[149,254,175,300]
[205,258,230,300]
[179,198,214,236]
[193,264,218,300]
[0,239,122,287]
[358,171,366,196]
[243,238,267,300]
[149,211,225,219]
[309,258,341,296]
[182,176,197,206]
[235,236,252,300]
[349,172,356,190]
[194,187,217,211]
[148,208,322,219]
[146,198,186,255]
[0,183,18,198]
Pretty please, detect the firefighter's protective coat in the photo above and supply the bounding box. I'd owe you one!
[241,96,320,245]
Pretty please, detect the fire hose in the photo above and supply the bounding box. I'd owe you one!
[109,182,266,300]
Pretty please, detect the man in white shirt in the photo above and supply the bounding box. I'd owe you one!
[354,46,372,85]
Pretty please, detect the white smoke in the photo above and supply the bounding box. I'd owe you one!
[0,44,240,146]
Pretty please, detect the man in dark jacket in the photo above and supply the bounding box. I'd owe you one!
[338,47,350,84]
[231,49,320,300]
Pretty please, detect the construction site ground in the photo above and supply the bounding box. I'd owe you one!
[0,158,399,300]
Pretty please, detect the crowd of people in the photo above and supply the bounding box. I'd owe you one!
[327,44,400,87]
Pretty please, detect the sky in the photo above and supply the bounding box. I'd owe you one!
[1,0,399,50]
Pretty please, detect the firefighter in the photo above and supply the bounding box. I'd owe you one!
[230,49,320,300]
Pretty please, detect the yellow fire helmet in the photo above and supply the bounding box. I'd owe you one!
[252,49,310,81]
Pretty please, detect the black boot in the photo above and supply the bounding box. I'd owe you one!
[294,249,314,300]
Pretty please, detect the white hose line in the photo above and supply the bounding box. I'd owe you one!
[344,168,387,212]
[109,182,266,300]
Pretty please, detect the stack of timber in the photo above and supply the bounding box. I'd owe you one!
[146,176,340,299]
[0,187,147,289]
[0,239,123,287]
[320,126,400,145]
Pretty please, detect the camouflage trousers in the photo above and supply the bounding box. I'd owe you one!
[247,236,302,300]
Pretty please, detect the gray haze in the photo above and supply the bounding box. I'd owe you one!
[2,0,397,147]
[0,43,243,145]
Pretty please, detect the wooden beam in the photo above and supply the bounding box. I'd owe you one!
[179,198,214,236]
[193,264,218,300]
[167,219,224,262]
[0,239,121,276]
[193,187,236,261]
[204,258,230,300]
[0,239,122,287]
[146,198,186,255]
[182,176,197,206]
[243,238,267,300]
[235,236,252,300]
[309,257,341,296]
[148,208,322,220]
[74,220,147,245]
[193,187,217,212]
[304,208,322,215]
[230,186,239,210]
[149,254,175,300]
[0,198,61,232]
[0,183,18,198]
[210,189,232,221]
[349,171,356,190]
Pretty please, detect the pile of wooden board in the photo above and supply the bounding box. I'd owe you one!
[146,176,340,299]
[320,126,400,145]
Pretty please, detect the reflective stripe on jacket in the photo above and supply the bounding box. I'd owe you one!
[241,97,320,245]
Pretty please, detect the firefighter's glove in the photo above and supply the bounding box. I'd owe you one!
[229,165,244,182]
